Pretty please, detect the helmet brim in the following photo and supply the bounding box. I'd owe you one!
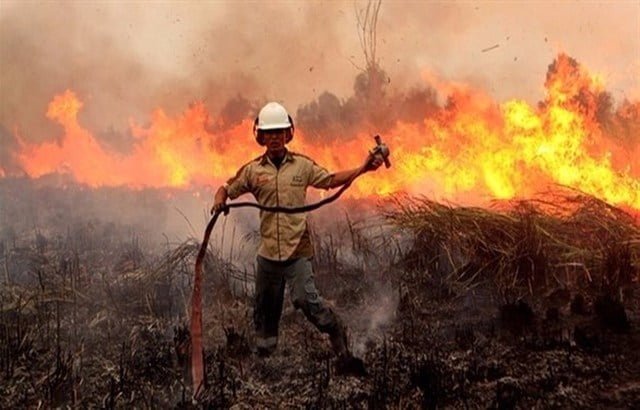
[257,123,292,130]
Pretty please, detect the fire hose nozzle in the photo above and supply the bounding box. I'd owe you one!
[370,135,391,168]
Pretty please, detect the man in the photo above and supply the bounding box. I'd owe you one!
[211,102,383,372]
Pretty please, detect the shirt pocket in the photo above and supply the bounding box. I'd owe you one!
[254,171,273,188]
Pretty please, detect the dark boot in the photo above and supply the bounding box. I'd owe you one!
[329,323,367,377]
[255,336,278,357]
[329,322,349,358]
[336,355,367,377]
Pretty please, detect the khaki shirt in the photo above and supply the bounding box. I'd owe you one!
[225,151,334,261]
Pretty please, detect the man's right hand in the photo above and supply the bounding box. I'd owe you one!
[210,201,228,215]
[211,186,229,214]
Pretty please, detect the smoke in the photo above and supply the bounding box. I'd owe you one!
[215,95,260,131]
[297,66,440,141]
[0,124,22,175]
[351,281,399,358]
[1,1,637,149]
[0,1,357,143]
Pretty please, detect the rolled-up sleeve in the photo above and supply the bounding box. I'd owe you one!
[308,161,334,190]
[225,163,252,199]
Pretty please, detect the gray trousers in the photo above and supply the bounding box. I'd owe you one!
[254,256,343,353]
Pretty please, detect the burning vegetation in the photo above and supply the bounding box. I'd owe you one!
[1,2,639,405]
[2,53,639,210]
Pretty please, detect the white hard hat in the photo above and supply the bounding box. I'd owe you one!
[256,102,292,130]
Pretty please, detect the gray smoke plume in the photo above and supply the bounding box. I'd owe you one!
[2,1,637,150]
[297,65,440,141]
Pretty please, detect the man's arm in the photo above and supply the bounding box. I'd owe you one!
[327,167,365,188]
[327,154,384,189]
[211,185,229,214]
[211,161,254,214]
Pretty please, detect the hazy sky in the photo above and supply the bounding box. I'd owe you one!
[1,0,639,143]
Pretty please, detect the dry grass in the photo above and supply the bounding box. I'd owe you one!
[385,189,640,301]
[0,225,246,407]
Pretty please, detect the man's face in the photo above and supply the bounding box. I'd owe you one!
[262,129,288,157]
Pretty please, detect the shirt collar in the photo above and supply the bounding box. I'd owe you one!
[260,150,294,167]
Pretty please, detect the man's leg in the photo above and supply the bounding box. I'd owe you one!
[254,256,286,356]
[285,258,350,358]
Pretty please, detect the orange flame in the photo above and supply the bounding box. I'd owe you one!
[9,54,640,211]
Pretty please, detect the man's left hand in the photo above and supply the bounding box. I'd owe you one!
[363,153,384,172]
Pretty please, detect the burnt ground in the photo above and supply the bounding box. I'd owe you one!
[1,233,638,409]
[1,181,639,408]
[193,265,640,409]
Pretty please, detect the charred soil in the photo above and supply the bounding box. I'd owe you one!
[1,183,639,408]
